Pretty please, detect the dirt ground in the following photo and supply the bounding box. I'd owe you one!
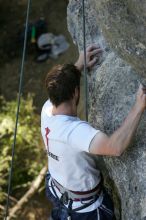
[0,0,84,219]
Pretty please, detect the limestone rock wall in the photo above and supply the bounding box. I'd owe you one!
[67,1,146,219]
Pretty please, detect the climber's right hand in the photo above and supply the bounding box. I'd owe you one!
[135,83,146,112]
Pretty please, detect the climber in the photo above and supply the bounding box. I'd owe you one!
[41,44,146,220]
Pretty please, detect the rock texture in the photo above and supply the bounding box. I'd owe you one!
[67,1,146,219]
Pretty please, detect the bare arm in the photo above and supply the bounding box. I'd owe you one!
[90,84,146,156]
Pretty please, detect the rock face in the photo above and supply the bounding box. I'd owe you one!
[67,1,146,219]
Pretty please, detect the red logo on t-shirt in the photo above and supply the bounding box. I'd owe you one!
[45,127,59,161]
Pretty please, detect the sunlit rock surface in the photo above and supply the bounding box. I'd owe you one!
[67,0,146,219]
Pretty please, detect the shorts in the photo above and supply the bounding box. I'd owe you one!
[46,172,116,220]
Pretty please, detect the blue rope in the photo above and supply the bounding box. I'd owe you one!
[4,0,31,218]
[82,0,88,121]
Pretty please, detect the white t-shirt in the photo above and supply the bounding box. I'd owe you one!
[41,100,103,212]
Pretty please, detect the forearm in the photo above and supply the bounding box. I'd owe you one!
[90,84,146,157]
[109,104,143,155]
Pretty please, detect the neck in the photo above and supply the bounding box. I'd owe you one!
[52,101,77,117]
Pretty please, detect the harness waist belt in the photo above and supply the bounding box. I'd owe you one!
[51,178,102,201]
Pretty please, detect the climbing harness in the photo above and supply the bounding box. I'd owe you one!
[4,0,31,219]
[49,175,103,219]
[52,177,102,201]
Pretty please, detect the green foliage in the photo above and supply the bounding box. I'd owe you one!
[0,95,45,204]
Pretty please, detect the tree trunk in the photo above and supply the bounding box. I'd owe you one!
[8,165,47,220]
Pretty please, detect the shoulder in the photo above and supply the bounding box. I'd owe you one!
[70,120,98,133]
[41,99,53,118]
[67,120,101,152]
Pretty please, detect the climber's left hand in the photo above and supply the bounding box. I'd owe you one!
[75,44,102,71]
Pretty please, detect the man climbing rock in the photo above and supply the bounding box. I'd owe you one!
[41,45,146,220]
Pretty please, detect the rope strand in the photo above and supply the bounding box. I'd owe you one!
[82,0,88,121]
[4,0,31,218]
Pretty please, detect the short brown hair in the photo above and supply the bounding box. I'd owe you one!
[45,64,81,106]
